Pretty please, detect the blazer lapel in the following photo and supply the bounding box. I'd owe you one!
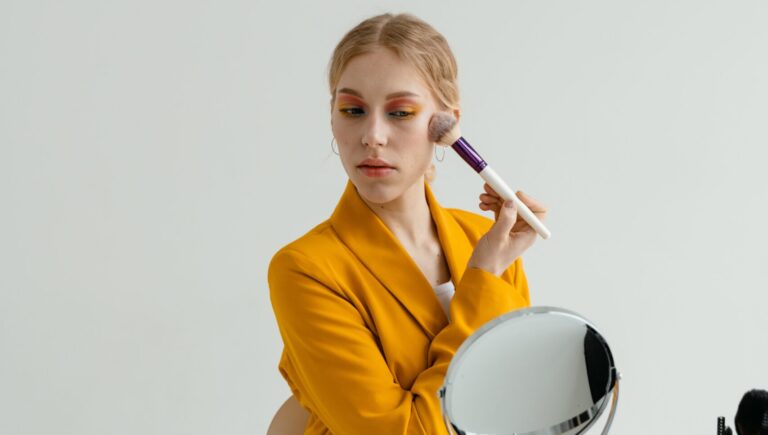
[424,183,473,292]
[329,180,474,338]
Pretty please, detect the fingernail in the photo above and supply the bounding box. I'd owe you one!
[504,200,515,208]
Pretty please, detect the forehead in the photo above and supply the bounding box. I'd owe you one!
[336,48,431,101]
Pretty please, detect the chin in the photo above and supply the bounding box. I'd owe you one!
[352,180,402,205]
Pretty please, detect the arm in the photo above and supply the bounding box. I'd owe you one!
[269,248,529,434]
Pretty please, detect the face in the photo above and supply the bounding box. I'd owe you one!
[331,48,439,206]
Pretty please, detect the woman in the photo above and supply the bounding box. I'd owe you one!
[269,13,547,434]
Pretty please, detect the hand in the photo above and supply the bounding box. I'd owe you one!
[468,183,548,276]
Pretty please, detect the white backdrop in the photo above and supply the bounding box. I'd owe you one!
[2,0,767,434]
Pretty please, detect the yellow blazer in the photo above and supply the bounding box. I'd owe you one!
[269,180,530,434]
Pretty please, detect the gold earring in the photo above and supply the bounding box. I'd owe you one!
[434,145,446,162]
[331,137,339,155]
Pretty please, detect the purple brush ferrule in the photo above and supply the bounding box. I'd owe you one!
[451,137,487,173]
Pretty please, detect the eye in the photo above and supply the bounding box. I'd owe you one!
[338,107,364,117]
[389,110,415,119]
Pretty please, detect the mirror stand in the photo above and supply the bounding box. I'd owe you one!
[579,374,620,435]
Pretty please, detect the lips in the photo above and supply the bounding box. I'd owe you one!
[357,158,395,178]
[357,158,394,169]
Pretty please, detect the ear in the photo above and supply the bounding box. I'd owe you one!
[452,107,461,123]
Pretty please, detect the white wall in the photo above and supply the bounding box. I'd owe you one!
[2,0,766,433]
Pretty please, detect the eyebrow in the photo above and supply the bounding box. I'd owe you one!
[337,88,420,100]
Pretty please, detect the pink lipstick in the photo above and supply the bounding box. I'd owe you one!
[357,158,395,178]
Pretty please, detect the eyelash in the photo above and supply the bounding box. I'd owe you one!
[338,108,415,119]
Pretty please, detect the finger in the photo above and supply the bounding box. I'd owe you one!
[479,193,502,205]
[511,222,537,237]
[489,200,518,238]
[480,203,502,223]
[509,226,538,246]
[483,183,501,198]
[510,207,539,233]
[511,217,536,234]
[516,191,548,216]
[479,202,501,213]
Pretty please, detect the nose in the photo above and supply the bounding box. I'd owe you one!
[361,113,388,148]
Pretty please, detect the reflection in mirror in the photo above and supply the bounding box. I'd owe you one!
[440,307,620,435]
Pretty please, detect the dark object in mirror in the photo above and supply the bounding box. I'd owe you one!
[734,389,768,435]
[584,325,614,405]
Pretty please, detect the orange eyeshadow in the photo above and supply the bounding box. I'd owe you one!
[386,98,419,108]
[336,95,365,106]
[386,99,421,114]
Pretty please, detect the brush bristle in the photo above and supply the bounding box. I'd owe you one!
[428,112,461,145]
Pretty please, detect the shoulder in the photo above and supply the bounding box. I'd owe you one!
[268,219,351,294]
[269,220,337,272]
[269,221,336,307]
[274,219,335,254]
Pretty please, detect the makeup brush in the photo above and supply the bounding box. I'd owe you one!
[428,112,551,239]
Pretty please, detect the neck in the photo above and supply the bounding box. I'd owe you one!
[361,180,435,246]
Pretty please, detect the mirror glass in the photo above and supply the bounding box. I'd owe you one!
[440,307,619,435]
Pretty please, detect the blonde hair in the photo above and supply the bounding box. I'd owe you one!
[328,13,460,182]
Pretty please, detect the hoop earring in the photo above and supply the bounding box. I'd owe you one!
[434,145,446,162]
[331,137,339,155]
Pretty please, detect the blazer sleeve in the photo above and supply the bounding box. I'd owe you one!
[269,248,529,435]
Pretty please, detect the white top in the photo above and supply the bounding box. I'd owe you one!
[433,280,455,320]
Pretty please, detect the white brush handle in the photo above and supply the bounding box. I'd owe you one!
[479,166,551,239]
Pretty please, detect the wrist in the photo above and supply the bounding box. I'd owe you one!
[467,261,504,277]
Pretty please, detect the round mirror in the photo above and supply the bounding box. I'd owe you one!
[440,306,620,435]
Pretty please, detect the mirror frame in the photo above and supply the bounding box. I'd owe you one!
[439,306,621,435]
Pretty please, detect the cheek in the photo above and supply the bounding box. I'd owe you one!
[391,120,433,166]
[330,113,344,138]
[331,114,361,144]
[400,135,435,171]
[392,116,430,142]
[331,120,358,169]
